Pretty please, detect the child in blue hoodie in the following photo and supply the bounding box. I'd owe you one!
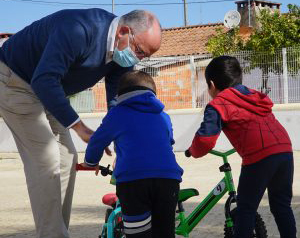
[83,70,183,238]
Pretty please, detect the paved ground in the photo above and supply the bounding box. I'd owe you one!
[0,152,299,238]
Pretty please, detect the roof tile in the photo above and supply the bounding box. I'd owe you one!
[154,23,226,56]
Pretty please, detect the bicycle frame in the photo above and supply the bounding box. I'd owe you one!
[176,149,236,237]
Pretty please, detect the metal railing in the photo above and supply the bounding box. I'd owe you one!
[70,47,300,113]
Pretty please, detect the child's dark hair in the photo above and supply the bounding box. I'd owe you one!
[118,70,157,96]
[205,56,242,91]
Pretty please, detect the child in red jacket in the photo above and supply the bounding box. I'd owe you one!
[186,56,296,238]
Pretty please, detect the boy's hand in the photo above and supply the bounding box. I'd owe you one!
[112,158,116,169]
[105,147,112,156]
[185,149,191,158]
[79,162,100,176]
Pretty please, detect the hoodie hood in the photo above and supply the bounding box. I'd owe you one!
[217,85,273,116]
[117,90,164,113]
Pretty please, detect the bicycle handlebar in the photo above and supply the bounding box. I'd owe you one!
[184,148,236,158]
[75,163,113,176]
[185,149,192,157]
[209,149,236,157]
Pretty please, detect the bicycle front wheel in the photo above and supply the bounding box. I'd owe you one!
[224,208,267,238]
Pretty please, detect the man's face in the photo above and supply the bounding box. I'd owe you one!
[115,22,162,60]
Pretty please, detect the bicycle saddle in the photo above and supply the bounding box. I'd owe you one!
[178,188,199,203]
[102,193,118,207]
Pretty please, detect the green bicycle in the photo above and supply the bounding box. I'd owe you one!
[76,149,268,238]
[177,148,267,237]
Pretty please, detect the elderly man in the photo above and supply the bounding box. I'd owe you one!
[0,9,161,238]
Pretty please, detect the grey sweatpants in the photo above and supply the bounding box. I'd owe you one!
[0,61,77,238]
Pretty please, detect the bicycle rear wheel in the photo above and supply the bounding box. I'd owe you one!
[113,213,125,238]
[224,208,267,238]
[101,208,125,238]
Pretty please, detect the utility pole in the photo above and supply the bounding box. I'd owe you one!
[112,0,115,14]
[248,0,251,27]
[183,0,188,26]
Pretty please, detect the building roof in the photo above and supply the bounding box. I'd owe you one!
[154,23,226,57]
[137,54,210,70]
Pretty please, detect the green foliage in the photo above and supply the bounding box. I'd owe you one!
[207,4,300,53]
[245,8,300,52]
[288,4,300,15]
[206,28,243,57]
[245,5,300,76]
[206,4,300,93]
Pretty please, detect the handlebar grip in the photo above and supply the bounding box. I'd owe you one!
[99,165,113,176]
[75,164,113,176]
[75,163,96,171]
[185,149,191,158]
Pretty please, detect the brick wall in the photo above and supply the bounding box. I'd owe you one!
[91,62,194,112]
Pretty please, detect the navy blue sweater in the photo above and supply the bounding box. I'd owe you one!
[84,91,183,183]
[0,9,132,127]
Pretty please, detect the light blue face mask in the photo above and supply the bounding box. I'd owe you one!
[113,34,140,67]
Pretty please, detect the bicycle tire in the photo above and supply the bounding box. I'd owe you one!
[224,208,268,238]
[105,208,113,223]
[113,212,125,238]
[100,208,113,238]
[102,208,125,238]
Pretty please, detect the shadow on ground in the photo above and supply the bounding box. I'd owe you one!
[1,195,299,238]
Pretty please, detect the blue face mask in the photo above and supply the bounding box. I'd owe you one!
[113,34,140,67]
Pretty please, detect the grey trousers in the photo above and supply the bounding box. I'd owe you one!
[0,61,77,238]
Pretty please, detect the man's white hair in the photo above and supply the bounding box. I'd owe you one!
[119,10,159,35]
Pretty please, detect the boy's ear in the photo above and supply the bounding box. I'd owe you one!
[209,80,216,90]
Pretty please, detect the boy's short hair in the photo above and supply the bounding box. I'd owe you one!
[118,70,157,96]
[205,56,242,91]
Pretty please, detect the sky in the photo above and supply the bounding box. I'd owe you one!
[0,0,298,33]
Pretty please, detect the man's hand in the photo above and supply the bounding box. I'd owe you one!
[72,121,94,143]
[80,162,100,176]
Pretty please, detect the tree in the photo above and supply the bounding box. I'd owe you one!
[245,8,299,52]
[206,27,243,56]
[288,4,300,15]
[206,4,300,95]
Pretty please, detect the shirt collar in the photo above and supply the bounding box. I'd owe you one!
[106,16,120,63]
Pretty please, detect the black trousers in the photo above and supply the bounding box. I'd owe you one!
[234,152,297,238]
[116,178,179,238]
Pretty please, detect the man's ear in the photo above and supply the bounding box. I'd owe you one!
[116,26,130,38]
[114,26,130,50]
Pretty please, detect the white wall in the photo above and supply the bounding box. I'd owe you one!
[1,104,300,153]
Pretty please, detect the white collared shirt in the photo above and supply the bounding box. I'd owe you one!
[106,16,120,63]
[0,37,8,47]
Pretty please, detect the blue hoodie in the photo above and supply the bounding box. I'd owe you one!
[84,91,183,183]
